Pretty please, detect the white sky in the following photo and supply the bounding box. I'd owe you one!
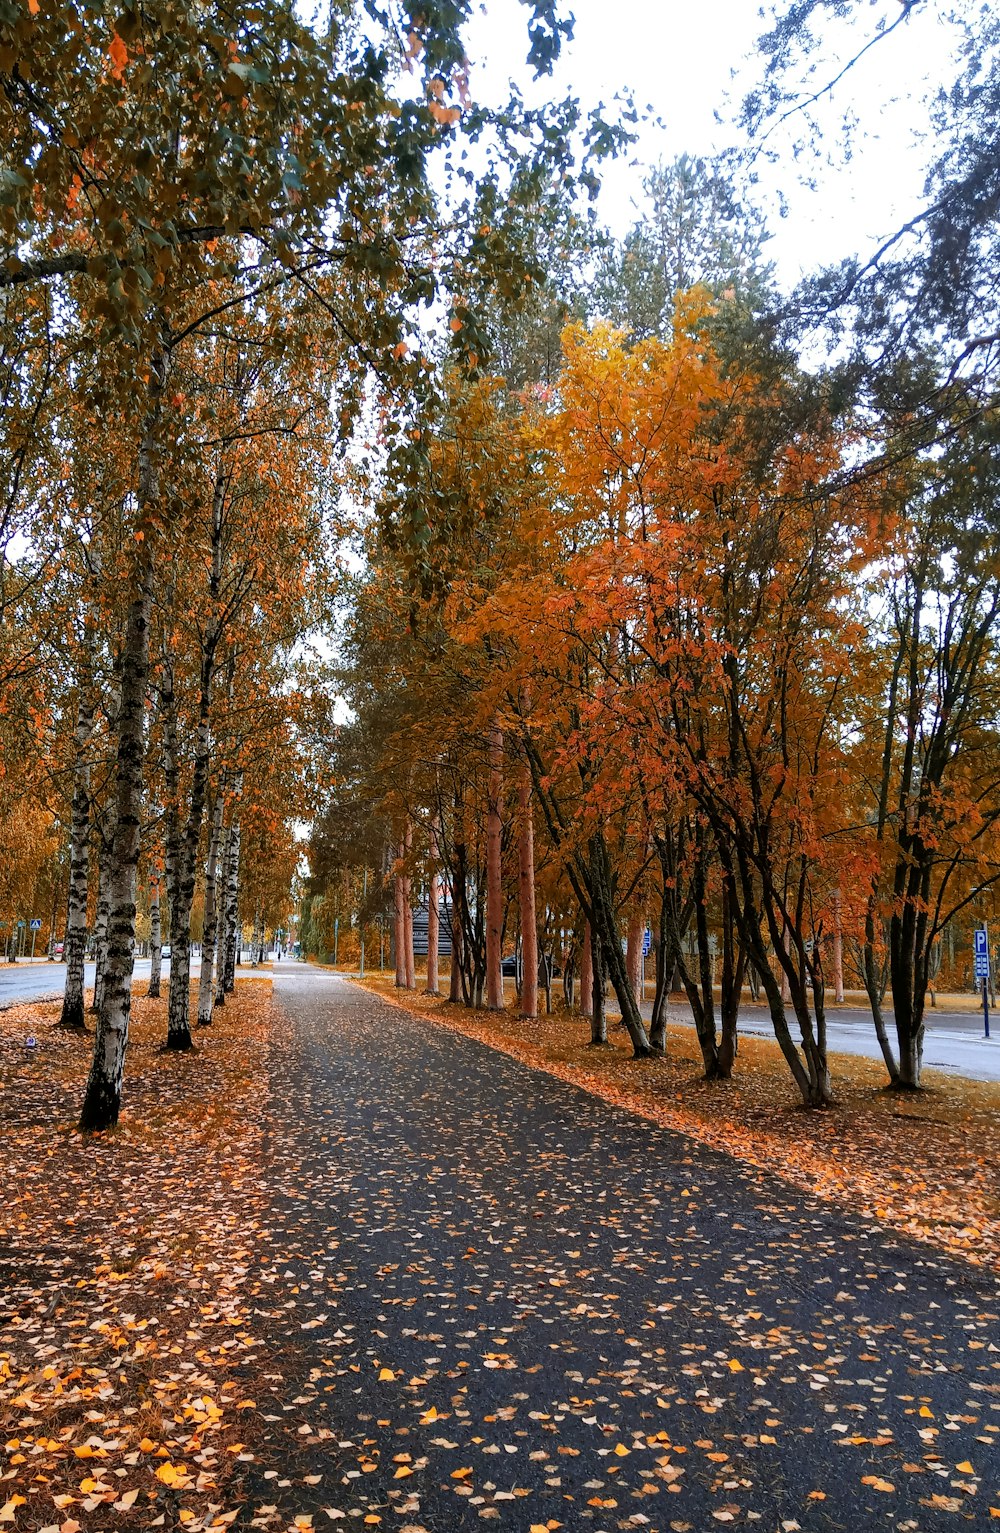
[464,0,954,290]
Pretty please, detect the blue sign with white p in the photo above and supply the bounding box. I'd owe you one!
[974,928,990,979]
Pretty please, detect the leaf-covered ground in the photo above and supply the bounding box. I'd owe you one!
[356,973,1000,1274]
[1,981,273,1533]
[4,964,1000,1533]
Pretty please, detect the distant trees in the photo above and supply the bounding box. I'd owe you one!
[1,0,588,1129]
[315,266,1000,1103]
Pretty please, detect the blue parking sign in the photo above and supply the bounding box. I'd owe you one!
[974,927,990,979]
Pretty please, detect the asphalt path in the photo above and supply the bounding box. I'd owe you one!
[240,963,1000,1532]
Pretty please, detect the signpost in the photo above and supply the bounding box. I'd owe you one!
[974,926,990,1038]
[29,917,41,959]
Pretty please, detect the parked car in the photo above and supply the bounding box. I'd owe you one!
[160,945,171,958]
[501,954,561,979]
[53,942,64,958]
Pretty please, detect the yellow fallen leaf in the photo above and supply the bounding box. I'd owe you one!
[727,1360,744,1372]
[393,1467,413,1479]
[155,1462,179,1486]
[613,1444,630,1457]
[72,1446,94,1459]
[919,1407,933,1419]
[138,1438,157,1453]
[451,1466,472,1480]
[419,1407,438,1423]
[378,1369,395,1382]
[956,1461,974,1474]
[861,1476,895,1493]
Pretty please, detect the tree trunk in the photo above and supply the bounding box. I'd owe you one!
[486,723,504,1010]
[691,858,720,1078]
[626,908,644,998]
[832,889,844,1003]
[897,1028,924,1090]
[198,792,224,1026]
[728,847,834,1107]
[586,833,652,1056]
[403,821,415,990]
[448,888,463,1003]
[79,352,165,1133]
[718,873,743,1078]
[394,835,406,987]
[164,652,215,1049]
[59,687,94,1031]
[147,874,162,998]
[213,819,232,1007]
[425,871,439,993]
[216,785,243,1003]
[579,922,593,1019]
[91,852,111,1016]
[589,924,607,1045]
[862,936,900,1085]
[517,765,537,1020]
[222,816,241,994]
[426,825,440,997]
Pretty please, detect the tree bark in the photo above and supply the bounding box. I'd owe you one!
[147,874,162,998]
[216,776,243,1003]
[626,908,644,999]
[197,791,224,1025]
[213,819,232,1007]
[517,765,537,1020]
[164,659,214,1050]
[832,889,844,1003]
[91,847,112,1015]
[426,816,440,996]
[589,924,607,1045]
[59,686,94,1030]
[486,723,504,1009]
[579,922,593,1017]
[80,355,165,1131]
[403,820,415,989]
[718,872,743,1078]
[394,832,406,987]
[448,888,463,1003]
[222,811,242,994]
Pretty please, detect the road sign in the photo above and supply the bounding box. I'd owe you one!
[29,918,41,931]
[974,927,990,979]
[642,928,652,957]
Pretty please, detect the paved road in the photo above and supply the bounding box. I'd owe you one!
[243,964,1000,1532]
[0,961,97,1007]
[0,955,225,1008]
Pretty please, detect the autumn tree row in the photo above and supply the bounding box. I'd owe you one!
[1,0,593,1129]
[314,296,1000,1107]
